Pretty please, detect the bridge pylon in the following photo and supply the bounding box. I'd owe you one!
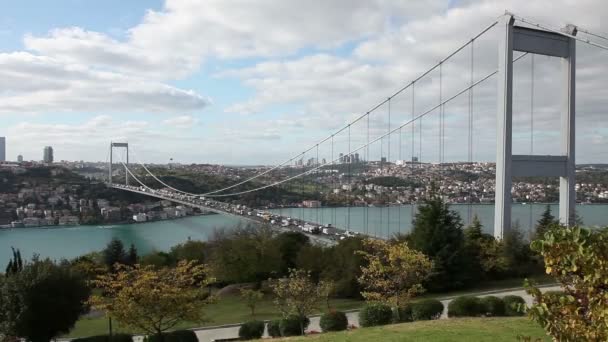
[494,14,577,239]
[109,142,129,186]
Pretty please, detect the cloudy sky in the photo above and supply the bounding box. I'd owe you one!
[0,0,606,164]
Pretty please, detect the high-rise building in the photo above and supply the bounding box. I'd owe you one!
[17,155,23,163]
[43,146,54,164]
[0,137,5,162]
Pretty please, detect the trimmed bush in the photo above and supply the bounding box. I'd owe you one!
[411,299,444,321]
[319,311,348,332]
[148,330,198,342]
[480,296,506,317]
[503,295,526,316]
[279,315,310,337]
[395,304,413,323]
[72,334,133,342]
[267,319,282,338]
[239,320,265,340]
[359,303,393,327]
[448,296,483,317]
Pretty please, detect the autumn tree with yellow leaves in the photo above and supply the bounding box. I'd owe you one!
[357,239,433,308]
[90,260,215,337]
[525,226,608,341]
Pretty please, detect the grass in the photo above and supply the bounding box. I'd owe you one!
[64,275,554,338]
[65,296,362,338]
[274,317,550,342]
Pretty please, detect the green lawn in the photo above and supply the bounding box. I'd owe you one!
[65,296,362,338]
[65,275,555,338]
[275,317,550,342]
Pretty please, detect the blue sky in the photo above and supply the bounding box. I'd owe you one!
[0,0,606,164]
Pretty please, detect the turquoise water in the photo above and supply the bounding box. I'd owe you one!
[271,204,608,238]
[1,204,607,267]
[0,214,248,267]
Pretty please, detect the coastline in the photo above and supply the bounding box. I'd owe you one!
[0,211,219,230]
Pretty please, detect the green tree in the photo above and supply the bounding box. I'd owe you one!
[357,239,432,309]
[276,232,310,275]
[240,288,264,318]
[5,247,23,275]
[127,244,138,266]
[534,205,558,240]
[408,191,470,291]
[102,238,127,271]
[169,240,208,264]
[271,269,325,335]
[463,216,499,280]
[0,257,91,342]
[91,260,214,338]
[526,226,608,341]
[208,225,281,283]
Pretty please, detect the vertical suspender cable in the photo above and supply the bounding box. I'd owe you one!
[387,98,391,238]
[468,39,474,224]
[331,135,336,229]
[411,83,416,220]
[399,125,402,235]
[316,144,319,226]
[347,124,351,232]
[366,113,371,236]
[529,54,535,231]
[439,62,443,194]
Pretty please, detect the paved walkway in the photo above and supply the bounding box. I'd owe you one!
[189,285,560,342]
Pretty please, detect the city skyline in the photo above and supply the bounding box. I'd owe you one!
[0,1,606,165]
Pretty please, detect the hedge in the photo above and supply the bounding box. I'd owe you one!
[72,334,133,342]
[320,311,348,332]
[267,319,282,338]
[279,315,310,337]
[147,330,198,342]
[239,320,265,340]
[359,303,393,327]
[448,296,483,317]
[480,296,506,317]
[503,295,526,316]
[411,299,444,320]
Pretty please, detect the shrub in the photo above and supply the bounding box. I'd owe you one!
[279,315,310,337]
[267,319,282,338]
[72,334,133,342]
[503,295,526,316]
[319,311,348,332]
[411,299,444,321]
[147,330,198,342]
[359,303,393,327]
[480,296,506,317]
[395,304,413,323]
[239,320,265,340]
[448,296,483,317]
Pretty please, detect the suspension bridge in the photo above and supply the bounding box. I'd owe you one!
[107,13,608,240]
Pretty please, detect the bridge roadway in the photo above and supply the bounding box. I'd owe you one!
[109,183,343,245]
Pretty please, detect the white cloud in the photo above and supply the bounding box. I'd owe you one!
[0,52,210,114]
[162,115,200,128]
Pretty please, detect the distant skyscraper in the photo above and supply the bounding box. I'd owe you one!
[43,146,54,164]
[17,155,23,163]
[0,137,5,162]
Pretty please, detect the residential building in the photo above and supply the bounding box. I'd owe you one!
[0,137,5,162]
[43,146,54,164]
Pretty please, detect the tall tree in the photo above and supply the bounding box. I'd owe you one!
[357,239,432,308]
[535,205,559,239]
[5,247,23,275]
[0,257,90,341]
[103,238,127,271]
[127,244,138,266]
[90,260,214,338]
[408,191,470,291]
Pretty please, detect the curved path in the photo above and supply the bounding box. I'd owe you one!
[189,284,560,342]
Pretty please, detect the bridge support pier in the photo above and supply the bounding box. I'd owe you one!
[109,142,129,186]
[494,15,577,239]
